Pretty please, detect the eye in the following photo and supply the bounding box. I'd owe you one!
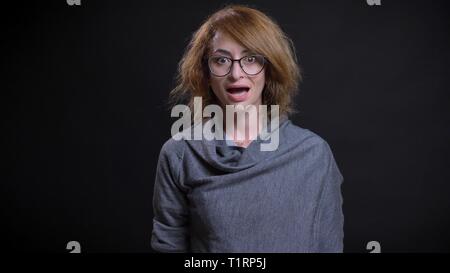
[244,56,256,63]
[213,56,230,65]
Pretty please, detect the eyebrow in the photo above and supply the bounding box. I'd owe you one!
[212,49,250,56]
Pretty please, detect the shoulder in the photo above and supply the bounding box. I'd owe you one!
[155,138,188,186]
[289,122,344,183]
[284,120,332,152]
[282,121,341,174]
[158,137,187,161]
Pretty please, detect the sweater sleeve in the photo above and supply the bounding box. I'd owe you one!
[151,139,190,252]
[313,141,344,253]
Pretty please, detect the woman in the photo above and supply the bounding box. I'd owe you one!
[151,5,344,253]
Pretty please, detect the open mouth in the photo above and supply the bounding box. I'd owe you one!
[225,87,250,102]
[226,87,250,94]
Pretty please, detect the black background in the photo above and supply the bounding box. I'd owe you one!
[3,0,450,252]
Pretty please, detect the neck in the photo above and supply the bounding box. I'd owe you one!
[223,105,264,148]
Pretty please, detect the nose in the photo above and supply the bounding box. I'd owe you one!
[229,60,245,80]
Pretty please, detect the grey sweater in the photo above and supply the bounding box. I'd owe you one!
[151,116,344,253]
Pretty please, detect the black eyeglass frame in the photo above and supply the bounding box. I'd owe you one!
[207,55,267,77]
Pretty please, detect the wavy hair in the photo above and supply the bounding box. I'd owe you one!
[169,5,301,118]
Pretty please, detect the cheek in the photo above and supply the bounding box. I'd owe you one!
[210,78,224,94]
[255,74,266,92]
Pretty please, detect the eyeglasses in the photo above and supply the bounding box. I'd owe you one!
[207,54,266,77]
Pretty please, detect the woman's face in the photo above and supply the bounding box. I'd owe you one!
[208,32,265,108]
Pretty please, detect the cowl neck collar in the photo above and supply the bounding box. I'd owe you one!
[185,115,290,173]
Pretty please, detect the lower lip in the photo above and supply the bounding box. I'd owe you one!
[226,89,250,102]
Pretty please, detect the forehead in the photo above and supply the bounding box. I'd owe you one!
[210,31,248,55]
